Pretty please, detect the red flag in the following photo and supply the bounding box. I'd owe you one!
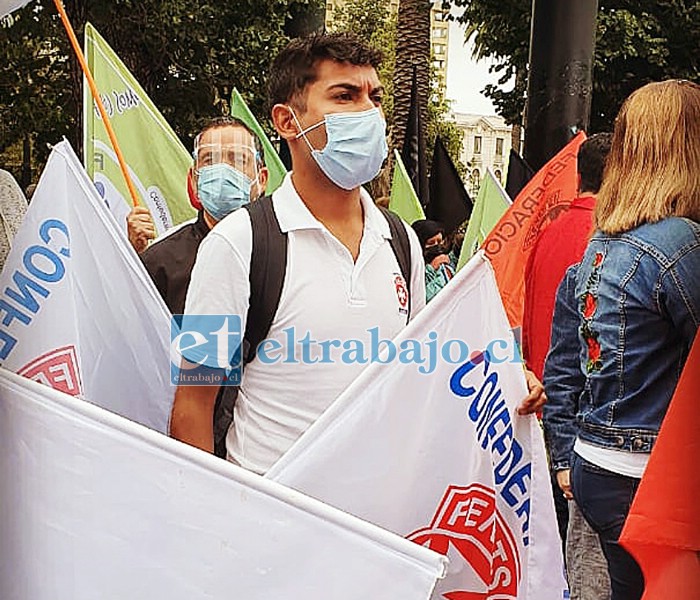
[483,131,586,329]
[620,332,700,599]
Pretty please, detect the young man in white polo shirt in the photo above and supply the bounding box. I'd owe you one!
[170,33,426,474]
[170,33,546,474]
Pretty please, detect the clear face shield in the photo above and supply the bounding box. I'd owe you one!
[192,127,261,184]
[191,126,264,220]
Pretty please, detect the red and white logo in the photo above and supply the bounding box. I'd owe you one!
[407,484,521,600]
[18,345,83,397]
[394,273,409,315]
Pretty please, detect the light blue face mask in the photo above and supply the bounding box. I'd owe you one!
[292,107,389,190]
[196,163,255,222]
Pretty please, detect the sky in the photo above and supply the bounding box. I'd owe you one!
[445,18,501,116]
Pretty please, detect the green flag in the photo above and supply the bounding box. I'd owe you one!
[457,167,511,270]
[83,23,195,235]
[389,150,426,225]
[230,88,287,194]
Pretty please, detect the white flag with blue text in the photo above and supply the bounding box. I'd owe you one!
[0,140,173,433]
[268,254,568,600]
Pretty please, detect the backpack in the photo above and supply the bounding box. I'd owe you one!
[213,195,412,457]
[242,195,413,364]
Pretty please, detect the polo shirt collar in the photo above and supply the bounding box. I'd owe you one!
[273,173,392,240]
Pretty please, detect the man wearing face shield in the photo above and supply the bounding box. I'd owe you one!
[139,117,268,457]
[139,117,268,316]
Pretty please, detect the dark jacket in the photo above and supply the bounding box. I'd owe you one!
[140,211,209,315]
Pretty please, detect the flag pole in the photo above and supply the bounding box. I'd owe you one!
[53,0,141,208]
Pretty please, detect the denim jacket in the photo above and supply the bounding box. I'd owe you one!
[543,217,700,471]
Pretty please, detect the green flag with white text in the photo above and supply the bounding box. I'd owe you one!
[230,88,287,194]
[457,167,511,270]
[83,22,195,236]
[389,150,426,225]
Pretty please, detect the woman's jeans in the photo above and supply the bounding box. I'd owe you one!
[571,454,644,600]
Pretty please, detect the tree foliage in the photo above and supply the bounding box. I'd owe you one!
[0,0,321,185]
[450,0,700,132]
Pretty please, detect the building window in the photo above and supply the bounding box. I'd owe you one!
[433,59,445,70]
[432,27,447,38]
[495,137,504,156]
[433,9,446,21]
[433,43,445,55]
[474,136,482,154]
[470,169,481,196]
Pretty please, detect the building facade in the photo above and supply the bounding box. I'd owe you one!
[429,5,449,90]
[450,112,513,197]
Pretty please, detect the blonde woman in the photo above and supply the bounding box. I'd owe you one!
[543,80,700,600]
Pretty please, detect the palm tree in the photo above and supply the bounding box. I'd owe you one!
[392,0,431,157]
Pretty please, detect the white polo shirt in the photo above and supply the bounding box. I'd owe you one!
[184,174,426,474]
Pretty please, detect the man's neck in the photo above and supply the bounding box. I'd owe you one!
[290,159,366,261]
[290,165,363,224]
[202,210,217,230]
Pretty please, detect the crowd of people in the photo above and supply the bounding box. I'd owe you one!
[133,35,699,600]
[3,29,697,600]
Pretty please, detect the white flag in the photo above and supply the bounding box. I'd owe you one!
[0,0,30,18]
[268,254,568,600]
[0,368,446,600]
[0,140,173,433]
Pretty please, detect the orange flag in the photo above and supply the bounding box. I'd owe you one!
[620,331,700,599]
[483,131,586,330]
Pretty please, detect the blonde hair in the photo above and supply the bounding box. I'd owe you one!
[596,80,700,234]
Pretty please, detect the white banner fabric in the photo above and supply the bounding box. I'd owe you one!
[0,368,446,600]
[269,254,568,600]
[0,140,173,432]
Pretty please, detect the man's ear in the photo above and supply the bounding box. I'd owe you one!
[186,167,202,210]
[257,167,269,193]
[272,104,300,140]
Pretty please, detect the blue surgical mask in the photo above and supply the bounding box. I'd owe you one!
[292,107,388,190]
[196,163,254,221]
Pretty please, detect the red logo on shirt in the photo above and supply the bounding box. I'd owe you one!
[18,345,83,397]
[407,484,521,599]
[394,274,409,315]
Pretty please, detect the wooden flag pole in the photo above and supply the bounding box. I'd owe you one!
[53,0,141,207]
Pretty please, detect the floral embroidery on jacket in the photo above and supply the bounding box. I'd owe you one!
[580,251,604,372]
[581,292,597,319]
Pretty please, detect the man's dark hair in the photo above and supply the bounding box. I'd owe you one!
[267,32,383,112]
[578,132,612,194]
[197,116,265,167]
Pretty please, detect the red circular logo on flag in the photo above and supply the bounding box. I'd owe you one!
[18,345,83,397]
[407,484,521,600]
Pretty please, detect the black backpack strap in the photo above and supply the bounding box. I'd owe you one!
[378,206,412,320]
[243,196,288,364]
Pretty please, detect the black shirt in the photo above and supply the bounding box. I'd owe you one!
[140,211,209,315]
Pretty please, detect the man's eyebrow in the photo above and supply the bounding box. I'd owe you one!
[326,83,385,95]
[326,83,362,93]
